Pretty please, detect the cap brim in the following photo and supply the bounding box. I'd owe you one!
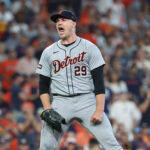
[51,14,65,22]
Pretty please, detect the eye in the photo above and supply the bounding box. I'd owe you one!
[56,18,59,23]
[62,18,67,21]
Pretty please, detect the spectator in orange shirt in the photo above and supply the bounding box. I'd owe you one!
[22,74,41,110]
[0,50,18,91]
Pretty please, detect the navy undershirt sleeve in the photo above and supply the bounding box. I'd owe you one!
[91,65,105,95]
[39,75,50,95]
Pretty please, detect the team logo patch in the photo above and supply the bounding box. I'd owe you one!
[37,64,42,69]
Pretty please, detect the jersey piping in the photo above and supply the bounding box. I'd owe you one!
[56,43,70,94]
[69,39,82,94]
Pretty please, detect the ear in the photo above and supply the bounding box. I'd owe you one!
[72,22,76,28]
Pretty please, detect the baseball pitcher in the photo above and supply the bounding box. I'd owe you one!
[36,10,123,150]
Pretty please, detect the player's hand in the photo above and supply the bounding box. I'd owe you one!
[90,111,103,124]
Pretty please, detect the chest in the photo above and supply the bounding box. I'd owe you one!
[51,49,89,75]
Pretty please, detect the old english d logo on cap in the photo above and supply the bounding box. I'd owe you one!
[58,10,63,15]
[51,10,77,22]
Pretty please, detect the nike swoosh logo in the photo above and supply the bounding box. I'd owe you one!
[53,51,59,54]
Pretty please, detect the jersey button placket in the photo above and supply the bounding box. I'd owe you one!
[66,49,74,95]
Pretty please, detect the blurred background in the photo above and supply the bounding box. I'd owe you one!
[0,0,150,149]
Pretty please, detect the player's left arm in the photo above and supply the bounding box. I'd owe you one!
[86,41,106,124]
[90,66,105,124]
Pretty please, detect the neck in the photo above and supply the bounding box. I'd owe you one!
[61,34,77,45]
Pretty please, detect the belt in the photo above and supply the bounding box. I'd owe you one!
[53,93,83,97]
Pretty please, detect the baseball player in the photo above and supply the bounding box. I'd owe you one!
[36,10,123,150]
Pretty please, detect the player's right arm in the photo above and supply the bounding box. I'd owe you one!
[40,94,51,110]
[36,48,52,110]
[39,75,52,110]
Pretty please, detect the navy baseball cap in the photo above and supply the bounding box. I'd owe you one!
[50,10,77,23]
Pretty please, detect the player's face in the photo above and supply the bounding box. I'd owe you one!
[56,18,76,40]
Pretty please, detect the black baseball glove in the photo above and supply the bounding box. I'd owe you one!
[41,109,66,132]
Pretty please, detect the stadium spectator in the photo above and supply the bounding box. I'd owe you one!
[18,137,30,150]
[0,42,7,63]
[17,102,39,150]
[10,73,27,119]
[131,127,148,150]
[62,136,79,150]
[85,138,101,150]
[141,123,150,148]
[139,85,150,127]
[15,35,29,58]
[16,46,38,76]
[5,29,19,51]
[22,74,41,110]
[110,0,126,27]
[0,89,10,116]
[0,0,150,149]
[110,92,141,132]
[121,131,132,150]
[0,50,18,91]
[108,70,128,96]
[103,75,113,115]
[0,2,14,22]
[0,110,18,150]
[125,64,143,98]
[96,0,113,14]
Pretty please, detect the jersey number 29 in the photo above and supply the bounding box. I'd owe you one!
[74,66,86,76]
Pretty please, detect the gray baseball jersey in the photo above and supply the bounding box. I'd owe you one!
[36,36,105,95]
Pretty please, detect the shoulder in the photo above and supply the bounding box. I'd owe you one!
[83,39,101,54]
[80,38,98,48]
[41,42,57,56]
[44,42,56,52]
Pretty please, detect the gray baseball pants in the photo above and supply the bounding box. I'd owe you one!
[39,93,123,150]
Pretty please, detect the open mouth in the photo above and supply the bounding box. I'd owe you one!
[58,27,64,32]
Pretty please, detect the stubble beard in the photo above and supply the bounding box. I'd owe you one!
[59,34,67,40]
[59,32,69,41]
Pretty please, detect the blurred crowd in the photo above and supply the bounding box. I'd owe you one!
[0,0,150,149]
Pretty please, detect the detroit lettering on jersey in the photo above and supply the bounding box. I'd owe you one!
[53,51,87,73]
